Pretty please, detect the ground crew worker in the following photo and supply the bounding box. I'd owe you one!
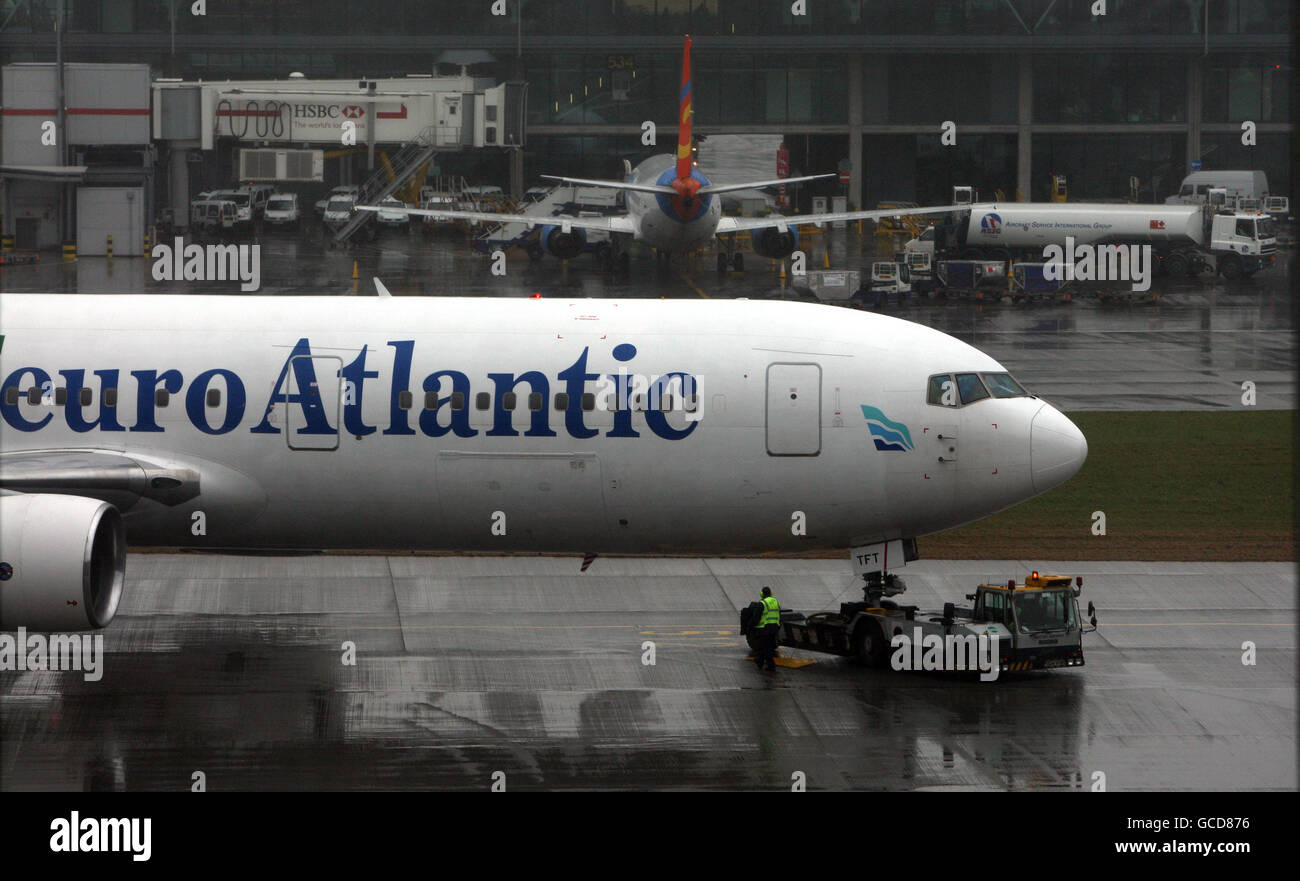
[755,586,781,672]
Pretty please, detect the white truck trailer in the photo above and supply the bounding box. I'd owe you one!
[906,200,1277,280]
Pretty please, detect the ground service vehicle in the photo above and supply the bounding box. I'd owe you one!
[742,570,1096,675]
[322,196,355,227]
[210,189,254,228]
[315,185,358,215]
[906,193,1277,280]
[1166,170,1269,206]
[263,194,300,227]
[191,199,238,236]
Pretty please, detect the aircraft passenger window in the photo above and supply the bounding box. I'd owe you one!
[476,392,490,410]
[554,393,569,410]
[207,388,221,407]
[927,374,957,407]
[398,390,413,410]
[3,387,16,405]
[27,387,41,405]
[451,392,465,411]
[684,393,699,412]
[155,389,170,407]
[661,394,674,412]
[55,387,67,406]
[631,393,645,411]
[956,373,989,405]
[424,391,438,410]
[105,388,117,407]
[981,373,1027,398]
[528,392,543,411]
[503,392,517,410]
[581,392,595,411]
[80,388,92,407]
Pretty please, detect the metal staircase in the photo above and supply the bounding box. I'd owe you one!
[471,185,597,253]
[332,126,440,244]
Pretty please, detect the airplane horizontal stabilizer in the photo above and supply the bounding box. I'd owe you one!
[698,173,836,195]
[539,174,675,194]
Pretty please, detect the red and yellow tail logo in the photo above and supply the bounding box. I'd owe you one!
[676,34,693,182]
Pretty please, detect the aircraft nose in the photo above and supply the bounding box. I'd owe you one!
[1030,404,1088,493]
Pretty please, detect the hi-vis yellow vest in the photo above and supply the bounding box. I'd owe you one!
[760,595,781,627]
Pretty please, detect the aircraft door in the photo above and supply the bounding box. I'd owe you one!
[766,363,821,456]
[284,355,342,451]
[437,94,462,142]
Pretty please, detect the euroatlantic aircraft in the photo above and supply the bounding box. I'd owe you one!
[357,35,956,267]
[0,294,1086,631]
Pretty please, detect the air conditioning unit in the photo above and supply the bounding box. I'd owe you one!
[238,148,324,181]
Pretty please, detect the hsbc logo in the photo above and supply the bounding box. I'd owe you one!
[291,104,365,119]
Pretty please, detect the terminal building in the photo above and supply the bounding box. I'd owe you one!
[0,0,1292,249]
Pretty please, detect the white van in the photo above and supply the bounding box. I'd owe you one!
[211,189,254,226]
[240,184,276,217]
[264,193,301,227]
[1167,170,1269,205]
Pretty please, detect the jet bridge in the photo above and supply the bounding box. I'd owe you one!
[153,74,525,232]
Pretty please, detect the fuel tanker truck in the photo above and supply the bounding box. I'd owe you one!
[905,196,1277,280]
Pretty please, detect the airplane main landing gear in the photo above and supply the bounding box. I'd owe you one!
[717,252,745,272]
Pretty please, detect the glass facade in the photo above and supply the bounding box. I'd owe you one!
[4,0,1285,37]
[1034,55,1185,124]
[1,0,1290,206]
[1032,133,1184,201]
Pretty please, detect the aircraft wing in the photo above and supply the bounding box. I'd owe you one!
[355,205,637,235]
[716,203,960,233]
[0,449,201,510]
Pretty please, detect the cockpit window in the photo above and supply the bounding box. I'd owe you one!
[981,373,1028,398]
[927,374,957,407]
[955,373,989,405]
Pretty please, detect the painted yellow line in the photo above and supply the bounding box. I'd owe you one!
[676,270,709,299]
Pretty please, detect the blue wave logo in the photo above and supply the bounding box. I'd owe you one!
[861,405,915,452]
[980,212,1002,234]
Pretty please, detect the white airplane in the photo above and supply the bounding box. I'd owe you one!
[357,35,958,271]
[0,293,1086,632]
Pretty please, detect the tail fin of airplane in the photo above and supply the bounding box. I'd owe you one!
[676,34,693,182]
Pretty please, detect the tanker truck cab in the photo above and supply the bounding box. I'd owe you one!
[1209,209,1277,279]
[970,573,1094,672]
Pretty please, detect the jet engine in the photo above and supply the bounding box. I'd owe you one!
[540,224,587,260]
[751,227,799,259]
[0,494,126,630]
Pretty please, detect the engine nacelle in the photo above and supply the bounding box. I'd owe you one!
[752,227,799,259]
[0,494,125,631]
[541,224,587,260]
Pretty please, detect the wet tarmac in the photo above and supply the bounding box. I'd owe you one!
[2,554,1292,791]
[2,226,1293,411]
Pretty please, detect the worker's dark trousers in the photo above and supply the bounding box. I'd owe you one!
[756,625,778,670]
